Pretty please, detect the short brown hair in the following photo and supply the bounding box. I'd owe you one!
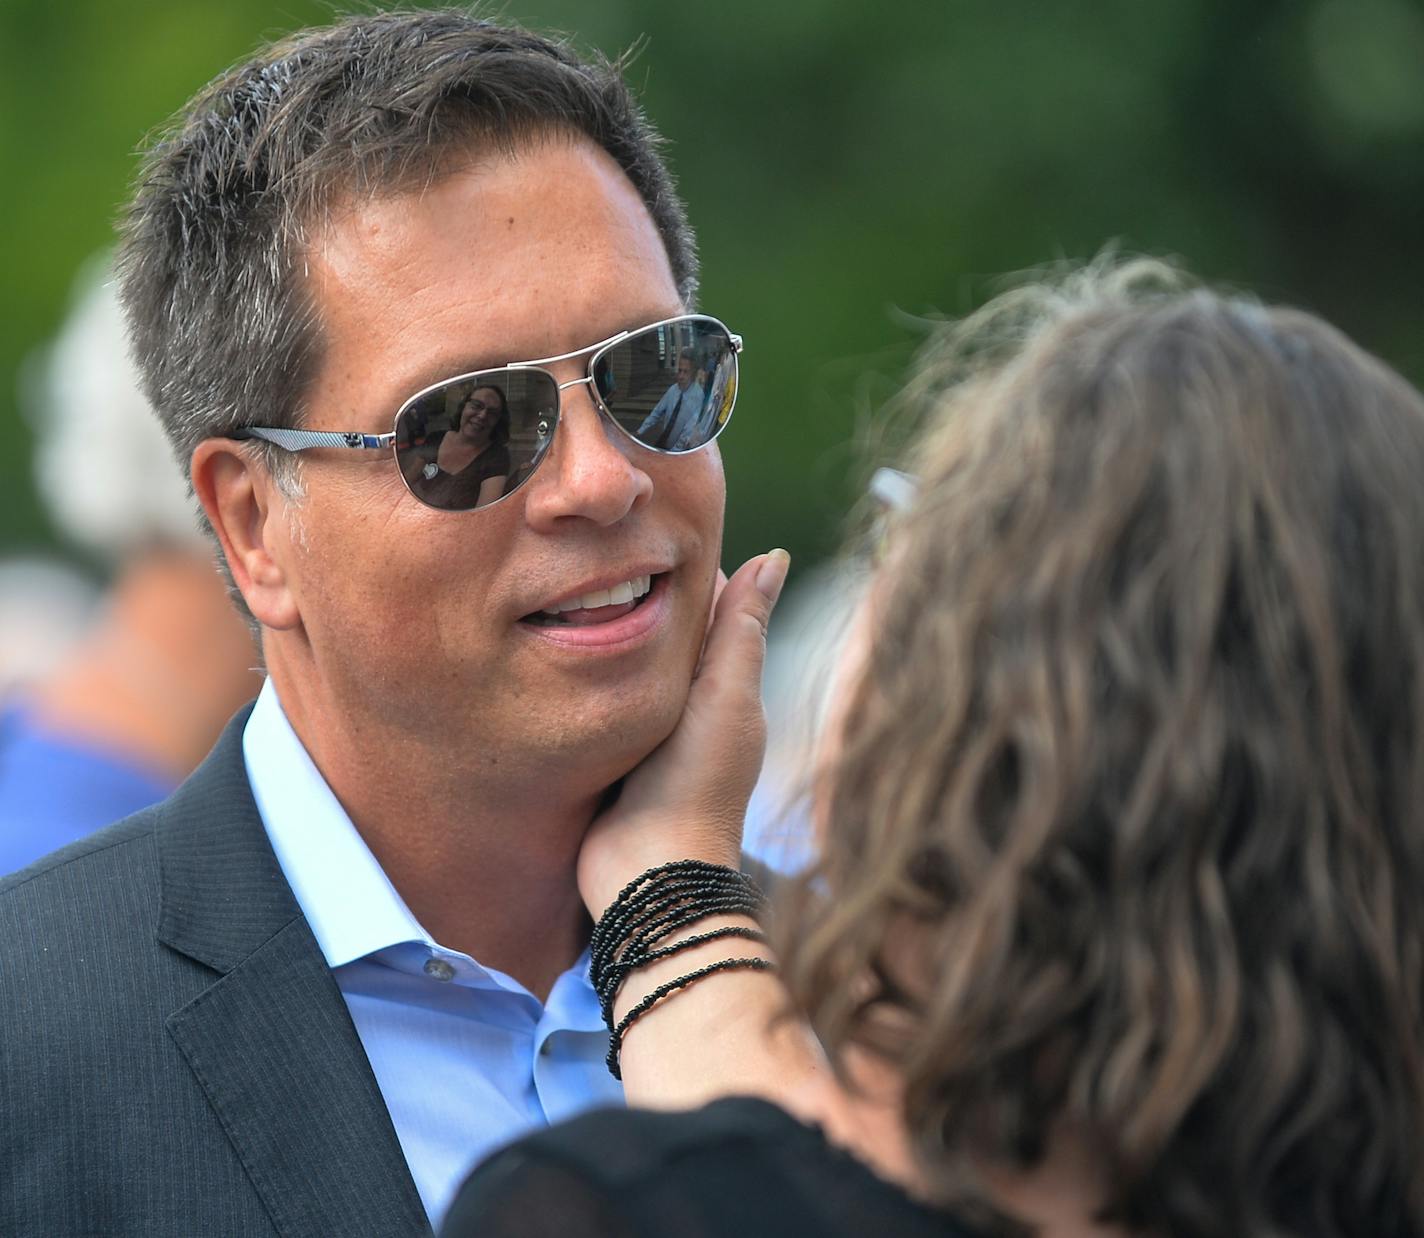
[117,7,696,481]
[784,261,1424,1236]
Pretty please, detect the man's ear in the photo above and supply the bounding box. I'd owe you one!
[190,439,302,631]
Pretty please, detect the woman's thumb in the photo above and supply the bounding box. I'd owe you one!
[697,549,790,685]
[752,548,791,622]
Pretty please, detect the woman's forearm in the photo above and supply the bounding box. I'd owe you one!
[608,912,841,1121]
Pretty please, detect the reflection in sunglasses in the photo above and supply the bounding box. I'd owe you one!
[230,313,743,513]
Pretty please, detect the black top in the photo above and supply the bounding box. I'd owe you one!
[443,1097,979,1238]
[416,441,511,508]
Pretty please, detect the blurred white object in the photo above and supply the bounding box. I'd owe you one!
[27,254,205,560]
[0,557,100,698]
[868,466,916,512]
[744,561,868,872]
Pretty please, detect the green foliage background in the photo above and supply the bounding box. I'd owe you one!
[3,0,1423,578]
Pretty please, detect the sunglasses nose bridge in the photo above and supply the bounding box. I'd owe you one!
[554,372,618,438]
[554,373,598,425]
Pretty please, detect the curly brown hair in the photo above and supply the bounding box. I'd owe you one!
[781,261,1424,1237]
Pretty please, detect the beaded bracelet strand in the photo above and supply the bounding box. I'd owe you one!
[606,956,777,1080]
[588,859,773,1079]
[592,900,766,1024]
[589,862,766,988]
[594,924,769,1026]
[590,864,760,962]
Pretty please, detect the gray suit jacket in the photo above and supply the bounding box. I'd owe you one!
[0,708,430,1236]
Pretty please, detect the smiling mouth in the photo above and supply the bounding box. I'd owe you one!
[520,573,658,627]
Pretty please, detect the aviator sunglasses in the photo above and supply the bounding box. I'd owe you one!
[233,314,742,512]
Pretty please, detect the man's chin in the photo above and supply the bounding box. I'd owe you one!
[531,676,687,794]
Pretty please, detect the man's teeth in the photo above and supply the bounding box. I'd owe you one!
[541,575,652,615]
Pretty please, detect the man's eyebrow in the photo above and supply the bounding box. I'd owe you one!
[404,354,499,394]
[392,312,687,401]
[379,349,511,410]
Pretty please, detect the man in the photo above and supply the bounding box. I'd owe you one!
[638,351,707,449]
[0,12,764,1235]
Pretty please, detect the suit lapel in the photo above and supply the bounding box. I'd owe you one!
[156,710,429,1238]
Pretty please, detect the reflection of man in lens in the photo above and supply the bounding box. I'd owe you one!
[0,11,737,1234]
[410,384,511,509]
[639,351,706,450]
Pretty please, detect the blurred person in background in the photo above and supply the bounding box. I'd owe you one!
[449,261,1424,1238]
[0,258,259,875]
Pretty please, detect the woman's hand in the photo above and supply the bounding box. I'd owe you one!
[575,549,856,1139]
[577,549,790,919]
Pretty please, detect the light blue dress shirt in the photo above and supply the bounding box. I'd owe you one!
[242,680,623,1227]
[638,379,706,449]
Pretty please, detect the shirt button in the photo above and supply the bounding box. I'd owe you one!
[423,957,456,982]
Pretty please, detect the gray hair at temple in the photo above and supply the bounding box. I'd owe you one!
[115,7,698,495]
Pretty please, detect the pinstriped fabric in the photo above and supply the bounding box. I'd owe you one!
[0,710,430,1237]
[153,716,307,974]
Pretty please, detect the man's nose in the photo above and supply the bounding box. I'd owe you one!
[521,380,653,529]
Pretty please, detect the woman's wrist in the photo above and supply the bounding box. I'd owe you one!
[582,859,851,1135]
[605,913,786,1108]
[578,835,742,921]
[606,912,772,1025]
[587,859,770,1079]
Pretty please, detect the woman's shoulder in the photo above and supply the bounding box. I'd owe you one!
[446,1097,977,1238]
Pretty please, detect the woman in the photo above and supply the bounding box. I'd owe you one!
[445,262,1424,1237]
[406,383,511,509]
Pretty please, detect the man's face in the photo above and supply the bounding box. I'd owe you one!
[269,138,725,792]
[675,356,695,389]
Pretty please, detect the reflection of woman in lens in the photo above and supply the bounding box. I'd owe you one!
[411,384,511,508]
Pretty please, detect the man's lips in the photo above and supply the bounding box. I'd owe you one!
[539,598,639,627]
[518,573,672,648]
[519,568,664,623]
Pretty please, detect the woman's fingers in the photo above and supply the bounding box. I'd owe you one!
[694,549,789,691]
[576,550,789,915]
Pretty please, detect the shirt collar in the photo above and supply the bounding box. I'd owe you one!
[240,681,605,1032]
[242,678,432,969]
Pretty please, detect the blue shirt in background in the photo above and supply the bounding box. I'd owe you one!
[0,704,174,875]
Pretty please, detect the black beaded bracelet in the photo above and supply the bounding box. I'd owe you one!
[588,860,771,1078]
[606,956,777,1080]
[590,865,760,966]
[595,924,769,1026]
[593,909,766,1024]
[589,861,766,996]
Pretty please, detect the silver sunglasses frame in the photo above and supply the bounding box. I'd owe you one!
[232,313,743,509]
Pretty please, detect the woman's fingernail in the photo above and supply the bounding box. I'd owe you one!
[756,549,791,604]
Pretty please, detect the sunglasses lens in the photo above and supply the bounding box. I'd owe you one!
[395,370,558,511]
[592,316,738,454]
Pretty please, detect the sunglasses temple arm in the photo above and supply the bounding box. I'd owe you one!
[232,427,397,451]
